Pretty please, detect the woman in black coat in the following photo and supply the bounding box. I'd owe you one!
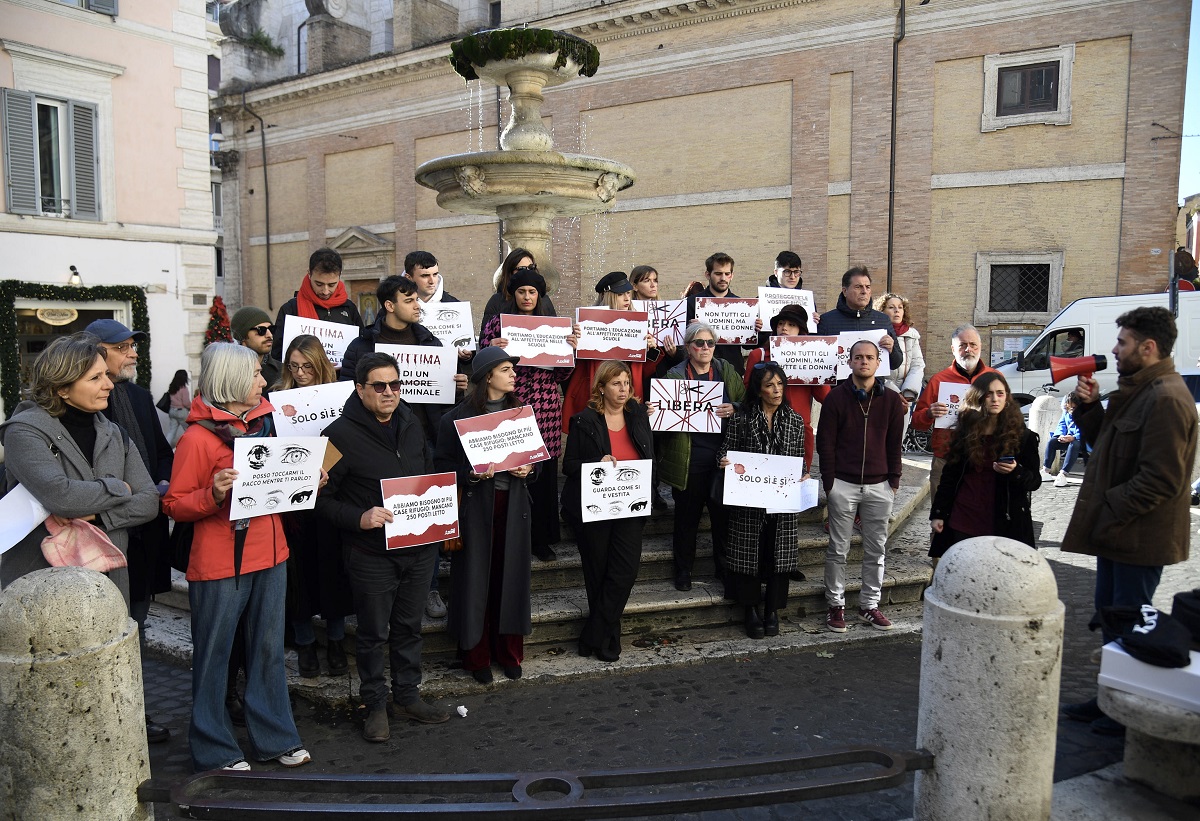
[434,347,535,684]
[561,361,655,662]
[930,371,1041,561]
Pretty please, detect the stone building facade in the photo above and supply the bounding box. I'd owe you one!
[213,0,1188,368]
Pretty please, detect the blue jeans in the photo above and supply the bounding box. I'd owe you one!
[293,616,346,646]
[189,562,302,772]
[1094,557,1164,643]
[1044,438,1081,473]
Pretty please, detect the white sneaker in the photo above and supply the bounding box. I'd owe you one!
[275,747,311,768]
[1054,472,1070,488]
[223,760,251,771]
[1040,469,1054,483]
[425,589,447,619]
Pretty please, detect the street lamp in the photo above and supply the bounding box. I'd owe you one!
[67,265,83,287]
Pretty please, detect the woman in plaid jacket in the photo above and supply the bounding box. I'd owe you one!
[718,361,807,640]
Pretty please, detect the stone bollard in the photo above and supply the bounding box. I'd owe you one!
[0,567,150,821]
[914,537,1064,820]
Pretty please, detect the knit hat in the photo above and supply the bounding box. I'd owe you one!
[595,271,633,295]
[508,269,547,298]
[471,346,521,383]
[770,304,809,334]
[230,306,272,342]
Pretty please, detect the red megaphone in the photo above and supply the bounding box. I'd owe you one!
[1049,354,1107,384]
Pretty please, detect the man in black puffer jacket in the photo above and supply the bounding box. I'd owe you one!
[316,352,450,743]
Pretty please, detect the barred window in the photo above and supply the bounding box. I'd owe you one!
[988,264,1050,313]
[974,252,1063,325]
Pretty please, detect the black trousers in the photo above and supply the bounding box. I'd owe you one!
[528,458,561,550]
[577,517,645,654]
[671,466,729,577]
[733,516,788,610]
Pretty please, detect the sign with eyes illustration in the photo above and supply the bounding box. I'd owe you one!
[580,458,653,523]
[418,300,477,351]
[229,436,328,520]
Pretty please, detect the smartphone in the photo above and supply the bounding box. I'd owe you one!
[997,456,1016,463]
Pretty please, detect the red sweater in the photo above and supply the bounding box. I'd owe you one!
[912,362,997,458]
[815,379,905,492]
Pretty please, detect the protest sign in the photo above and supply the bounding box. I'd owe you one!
[721,451,813,511]
[575,308,649,362]
[281,315,356,369]
[694,298,759,345]
[230,436,327,520]
[381,472,459,549]
[834,330,892,380]
[453,406,550,474]
[769,335,839,385]
[633,299,686,346]
[0,484,48,556]
[418,301,477,351]
[935,383,964,429]
[270,381,355,437]
[373,344,457,404]
[649,378,724,434]
[579,459,654,523]
[499,314,574,368]
[757,287,818,333]
[767,478,820,515]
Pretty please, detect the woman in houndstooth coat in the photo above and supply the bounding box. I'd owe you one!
[718,361,807,640]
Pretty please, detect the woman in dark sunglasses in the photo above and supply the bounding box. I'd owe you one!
[479,248,558,335]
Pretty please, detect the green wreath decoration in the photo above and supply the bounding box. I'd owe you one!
[449,28,600,82]
[0,280,150,419]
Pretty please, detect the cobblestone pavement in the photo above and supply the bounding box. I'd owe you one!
[143,469,1199,819]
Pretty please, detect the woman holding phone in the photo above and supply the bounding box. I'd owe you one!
[929,371,1040,562]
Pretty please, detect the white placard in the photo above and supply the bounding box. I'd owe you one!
[579,459,654,522]
[575,308,649,362]
[648,378,724,434]
[757,287,818,333]
[381,472,459,549]
[499,314,575,368]
[769,335,839,385]
[721,451,814,512]
[453,406,550,474]
[270,381,355,437]
[935,383,964,429]
[0,484,49,555]
[767,479,820,515]
[282,315,357,369]
[633,299,686,346]
[373,344,457,404]
[229,436,327,520]
[834,330,893,380]
[694,298,760,345]
[419,301,476,351]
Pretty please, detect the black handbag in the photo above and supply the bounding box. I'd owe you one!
[168,520,193,573]
[156,392,171,413]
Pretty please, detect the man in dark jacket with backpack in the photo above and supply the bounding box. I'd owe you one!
[316,352,450,743]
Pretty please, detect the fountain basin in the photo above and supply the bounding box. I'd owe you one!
[415,151,635,218]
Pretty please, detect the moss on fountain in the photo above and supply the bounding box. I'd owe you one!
[449,28,600,82]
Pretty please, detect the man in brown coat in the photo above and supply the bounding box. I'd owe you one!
[1061,306,1196,734]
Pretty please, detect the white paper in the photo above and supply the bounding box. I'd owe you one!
[935,383,964,429]
[633,299,686,346]
[757,287,818,333]
[452,406,550,474]
[834,330,893,380]
[380,472,459,549]
[0,484,49,555]
[767,479,820,515]
[281,315,357,369]
[270,381,355,437]
[574,308,649,361]
[579,459,654,522]
[419,301,476,351]
[499,315,574,369]
[721,451,812,511]
[769,335,839,385]
[648,378,724,434]
[694,298,759,345]
[373,344,458,404]
[229,436,328,519]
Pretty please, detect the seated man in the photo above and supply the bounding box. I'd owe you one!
[1041,393,1083,487]
[1060,329,1084,357]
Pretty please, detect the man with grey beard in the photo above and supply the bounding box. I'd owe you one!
[85,318,174,745]
[911,324,996,498]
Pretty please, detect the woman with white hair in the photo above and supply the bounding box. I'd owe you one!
[163,342,311,773]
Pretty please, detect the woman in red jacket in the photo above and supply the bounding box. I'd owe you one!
[163,342,311,773]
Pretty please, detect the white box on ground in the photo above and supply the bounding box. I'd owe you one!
[1097,642,1200,713]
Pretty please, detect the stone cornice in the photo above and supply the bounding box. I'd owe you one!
[0,39,125,78]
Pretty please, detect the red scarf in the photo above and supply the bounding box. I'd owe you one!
[297,275,349,319]
[893,321,910,336]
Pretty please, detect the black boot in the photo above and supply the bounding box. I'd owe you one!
[745,606,765,639]
[763,610,779,637]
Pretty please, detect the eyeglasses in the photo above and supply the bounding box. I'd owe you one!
[250,325,275,336]
[515,265,538,274]
[107,341,138,353]
[690,339,716,348]
[287,362,315,373]
[779,268,802,276]
[365,380,403,394]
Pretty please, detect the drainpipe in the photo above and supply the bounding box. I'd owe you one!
[886,0,908,292]
[241,92,273,309]
[297,17,308,75]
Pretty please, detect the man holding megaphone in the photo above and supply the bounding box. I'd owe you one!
[1060,307,1197,735]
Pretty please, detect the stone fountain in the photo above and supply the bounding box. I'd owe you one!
[415,29,636,291]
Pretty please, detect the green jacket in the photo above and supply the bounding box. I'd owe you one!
[657,359,746,490]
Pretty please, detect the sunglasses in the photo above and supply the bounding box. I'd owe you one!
[364,380,403,394]
[515,265,538,274]
[690,339,716,348]
[250,324,275,336]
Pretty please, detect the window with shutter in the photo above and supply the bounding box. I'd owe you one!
[88,0,119,14]
[68,100,99,220]
[2,89,40,215]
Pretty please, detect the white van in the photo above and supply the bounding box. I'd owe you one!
[996,291,1200,405]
